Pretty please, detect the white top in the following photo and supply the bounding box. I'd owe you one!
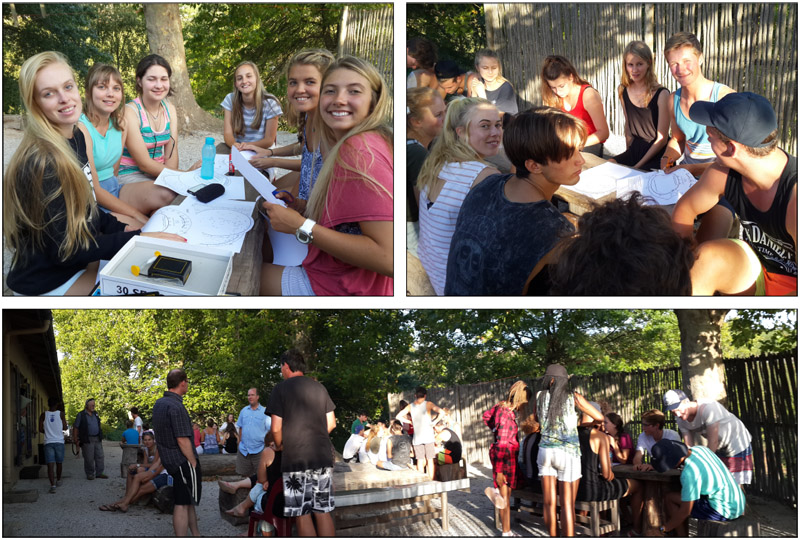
[418,160,487,295]
[676,399,752,456]
[635,428,681,455]
[133,416,143,436]
[343,433,363,460]
[43,410,64,445]
[220,93,283,143]
[410,400,435,445]
[407,71,417,89]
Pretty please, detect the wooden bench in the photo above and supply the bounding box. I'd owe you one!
[495,488,620,536]
[434,457,470,493]
[692,516,762,537]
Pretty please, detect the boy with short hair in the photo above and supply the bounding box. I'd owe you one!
[122,420,140,445]
[39,397,67,493]
[673,92,797,295]
[445,106,584,295]
[434,60,477,104]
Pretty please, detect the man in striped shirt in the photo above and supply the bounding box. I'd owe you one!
[652,439,744,536]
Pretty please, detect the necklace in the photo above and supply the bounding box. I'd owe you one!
[144,102,162,129]
[517,176,547,201]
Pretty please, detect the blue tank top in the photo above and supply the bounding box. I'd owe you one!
[79,113,123,182]
[298,119,322,201]
[674,82,723,163]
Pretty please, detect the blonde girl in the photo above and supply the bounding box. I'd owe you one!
[611,41,670,170]
[78,63,173,229]
[241,49,335,214]
[3,52,183,296]
[469,49,518,117]
[541,55,609,157]
[416,97,502,295]
[260,56,393,296]
[222,60,283,151]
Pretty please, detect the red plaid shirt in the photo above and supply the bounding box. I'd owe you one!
[483,404,519,448]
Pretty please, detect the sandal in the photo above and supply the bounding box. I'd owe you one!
[484,486,506,510]
[98,504,117,512]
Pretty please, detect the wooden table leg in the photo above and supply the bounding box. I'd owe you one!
[643,481,661,536]
[441,491,449,531]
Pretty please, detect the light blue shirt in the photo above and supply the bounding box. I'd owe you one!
[236,404,271,456]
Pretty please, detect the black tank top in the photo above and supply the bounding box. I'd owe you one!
[576,426,602,499]
[622,87,666,143]
[724,152,797,277]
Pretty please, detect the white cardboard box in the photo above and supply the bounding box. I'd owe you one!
[99,236,233,296]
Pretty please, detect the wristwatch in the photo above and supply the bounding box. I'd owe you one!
[295,218,316,244]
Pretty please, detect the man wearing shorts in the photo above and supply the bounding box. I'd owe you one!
[39,397,67,493]
[395,386,443,480]
[673,91,797,295]
[653,439,744,536]
[266,349,336,536]
[152,368,202,537]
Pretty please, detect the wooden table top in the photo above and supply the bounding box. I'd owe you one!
[554,151,625,216]
[332,461,431,492]
[612,464,681,482]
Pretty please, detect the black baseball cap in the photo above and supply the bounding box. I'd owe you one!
[435,60,465,80]
[689,92,778,148]
[651,439,689,473]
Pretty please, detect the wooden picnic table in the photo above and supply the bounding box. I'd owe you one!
[614,464,681,536]
[332,461,470,536]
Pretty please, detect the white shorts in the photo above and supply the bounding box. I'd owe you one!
[281,265,315,296]
[537,447,582,482]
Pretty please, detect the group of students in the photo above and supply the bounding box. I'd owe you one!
[4,47,393,296]
[484,366,752,537]
[192,416,238,455]
[407,31,796,296]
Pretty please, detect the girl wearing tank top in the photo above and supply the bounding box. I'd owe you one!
[660,32,734,177]
[78,63,175,229]
[119,55,200,184]
[541,55,609,157]
[610,41,670,170]
[470,49,519,118]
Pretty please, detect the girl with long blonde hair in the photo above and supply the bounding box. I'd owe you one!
[78,63,173,229]
[259,55,393,296]
[416,97,502,295]
[221,60,282,151]
[540,55,609,157]
[3,52,184,296]
[610,41,670,170]
[469,49,519,118]
[241,49,335,214]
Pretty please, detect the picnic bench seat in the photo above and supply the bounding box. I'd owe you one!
[495,487,621,537]
[691,516,762,537]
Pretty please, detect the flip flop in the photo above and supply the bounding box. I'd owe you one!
[484,486,506,510]
[98,504,117,512]
[115,504,128,513]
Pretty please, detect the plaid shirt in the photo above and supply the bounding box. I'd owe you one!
[483,404,519,449]
[152,390,195,471]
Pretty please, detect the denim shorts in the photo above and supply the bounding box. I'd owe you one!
[44,443,65,464]
[151,473,174,490]
[97,176,122,213]
[691,495,729,521]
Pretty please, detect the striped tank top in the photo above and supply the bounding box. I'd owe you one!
[674,82,722,164]
[119,97,172,176]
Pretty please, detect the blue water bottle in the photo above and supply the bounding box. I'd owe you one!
[200,137,215,180]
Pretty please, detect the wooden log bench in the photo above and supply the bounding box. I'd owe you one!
[692,516,762,537]
[119,443,141,478]
[495,488,621,536]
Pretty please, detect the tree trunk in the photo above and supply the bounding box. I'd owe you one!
[143,4,222,134]
[675,309,729,404]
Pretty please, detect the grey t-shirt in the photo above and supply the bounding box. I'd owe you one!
[389,434,412,466]
[445,173,573,295]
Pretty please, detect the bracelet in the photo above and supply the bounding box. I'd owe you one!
[268,148,274,157]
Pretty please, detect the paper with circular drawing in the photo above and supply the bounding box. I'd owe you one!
[153,167,246,200]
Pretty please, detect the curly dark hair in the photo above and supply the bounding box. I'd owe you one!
[549,193,695,295]
[407,37,437,70]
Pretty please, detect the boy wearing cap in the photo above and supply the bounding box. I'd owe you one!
[672,91,797,295]
[663,389,753,486]
[434,60,477,104]
[652,439,745,536]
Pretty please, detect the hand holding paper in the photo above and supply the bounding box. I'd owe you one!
[231,146,286,207]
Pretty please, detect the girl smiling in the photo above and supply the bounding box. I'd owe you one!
[221,61,282,151]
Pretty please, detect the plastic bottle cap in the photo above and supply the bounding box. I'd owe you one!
[205,137,214,144]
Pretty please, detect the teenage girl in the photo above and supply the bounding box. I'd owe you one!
[483,380,531,537]
[470,49,519,118]
[407,36,439,90]
[406,87,446,256]
[3,51,184,296]
[241,49,335,214]
[611,41,670,170]
[78,63,173,229]
[416,97,502,295]
[534,364,604,537]
[604,412,633,464]
[541,55,609,157]
[119,54,197,184]
[259,56,393,296]
[221,60,283,152]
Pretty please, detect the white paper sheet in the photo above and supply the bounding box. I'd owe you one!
[563,161,640,199]
[142,197,255,254]
[153,167,246,200]
[617,168,698,206]
[266,221,308,267]
[214,154,233,176]
[231,147,286,206]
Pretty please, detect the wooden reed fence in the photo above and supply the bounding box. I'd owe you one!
[338,5,394,104]
[484,3,797,152]
[388,352,797,507]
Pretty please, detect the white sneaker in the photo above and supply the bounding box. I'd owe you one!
[501,530,521,537]
[484,486,506,510]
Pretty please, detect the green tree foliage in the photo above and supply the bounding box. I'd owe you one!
[407,4,486,72]
[183,4,344,119]
[722,309,798,357]
[2,3,106,113]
